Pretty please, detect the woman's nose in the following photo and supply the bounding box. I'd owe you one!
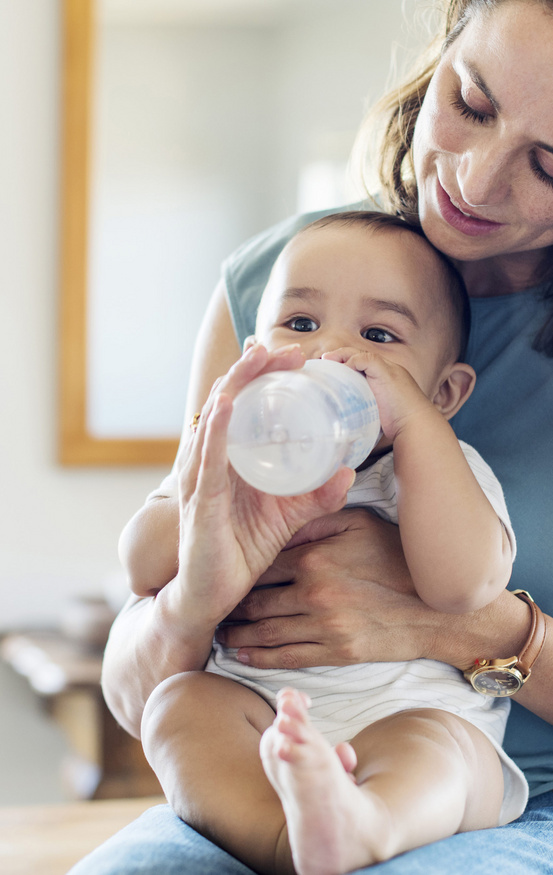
[456,148,510,208]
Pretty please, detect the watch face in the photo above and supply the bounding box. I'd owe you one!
[471,669,523,697]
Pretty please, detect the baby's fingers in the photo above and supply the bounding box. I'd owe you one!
[322,348,382,378]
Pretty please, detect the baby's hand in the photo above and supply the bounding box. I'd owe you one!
[322,348,437,442]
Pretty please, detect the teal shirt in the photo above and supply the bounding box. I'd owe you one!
[223,207,553,797]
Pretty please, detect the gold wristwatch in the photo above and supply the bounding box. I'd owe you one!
[463,590,547,697]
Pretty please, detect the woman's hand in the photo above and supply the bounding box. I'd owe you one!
[215,508,542,684]
[215,507,431,667]
[150,341,357,673]
[174,342,355,633]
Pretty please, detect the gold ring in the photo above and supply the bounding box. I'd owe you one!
[190,412,201,434]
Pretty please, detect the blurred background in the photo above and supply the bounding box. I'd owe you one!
[0,0,431,806]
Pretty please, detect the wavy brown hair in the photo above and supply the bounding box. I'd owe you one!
[355,0,553,354]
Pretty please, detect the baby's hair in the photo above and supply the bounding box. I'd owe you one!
[300,210,471,362]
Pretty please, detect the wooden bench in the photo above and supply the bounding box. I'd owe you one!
[0,795,165,875]
[1,631,161,800]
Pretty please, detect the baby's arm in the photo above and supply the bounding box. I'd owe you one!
[392,403,513,613]
[119,495,179,596]
[324,349,513,614]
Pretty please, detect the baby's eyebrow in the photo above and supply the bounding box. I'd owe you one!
[281,286,323,303]
[364,297,420,328]
[280,287,419,327]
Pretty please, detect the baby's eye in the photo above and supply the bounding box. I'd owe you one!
[362,327,395,343]
[287,316,318,332]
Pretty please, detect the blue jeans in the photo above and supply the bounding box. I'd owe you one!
[68,790,553,874]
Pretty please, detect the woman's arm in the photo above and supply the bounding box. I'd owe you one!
[105,503,553,737]
[118,280,242,597]
[103,341,354,737]
[102,593,209,738]
[217,509,553,725]
[104,509,409,737]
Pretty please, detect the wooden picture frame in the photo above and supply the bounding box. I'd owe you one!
[59,0,179,465]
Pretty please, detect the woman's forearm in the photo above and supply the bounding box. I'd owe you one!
[221,511,552,726]
[102,593,215,738]
[426,588,553,724]
[108,495,553,738]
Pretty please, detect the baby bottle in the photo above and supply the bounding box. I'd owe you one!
[227,358,381,495]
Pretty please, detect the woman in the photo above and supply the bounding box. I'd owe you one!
[71,1,553,872]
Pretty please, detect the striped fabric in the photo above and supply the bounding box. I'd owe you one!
[207,440,526,824]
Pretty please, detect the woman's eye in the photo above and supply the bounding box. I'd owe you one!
[450,91,491,125]
[363,327,395,343]
[287,317,318,332]
[530,152,553,190]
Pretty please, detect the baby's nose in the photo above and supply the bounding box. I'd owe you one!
[321,346,365,364]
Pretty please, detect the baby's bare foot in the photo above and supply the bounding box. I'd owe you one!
[260,688,378,875]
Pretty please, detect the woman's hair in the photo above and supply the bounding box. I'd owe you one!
[356,0,553,354]
[302,210,472,363]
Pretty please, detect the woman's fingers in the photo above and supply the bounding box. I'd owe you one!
[217,611,311,651]
[193,394,234,502]
[178,342,306,503]
[177,345,266,502]
[215,342,304,402]
[223,581,301,623]
[243,641,337,671]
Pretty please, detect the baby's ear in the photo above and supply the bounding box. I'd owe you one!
[243,335,257,352]
[432,362,476,420]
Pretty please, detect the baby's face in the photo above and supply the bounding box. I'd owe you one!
[254,224,458,401]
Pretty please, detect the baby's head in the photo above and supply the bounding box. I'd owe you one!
[250,211,474,418]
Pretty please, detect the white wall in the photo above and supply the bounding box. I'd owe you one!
[89,23,278,437]
[1,1,167,631]
[87,0,433,443]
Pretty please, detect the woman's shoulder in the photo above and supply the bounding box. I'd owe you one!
[224,201,369,345]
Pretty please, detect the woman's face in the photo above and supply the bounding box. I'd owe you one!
[413,0,553,280]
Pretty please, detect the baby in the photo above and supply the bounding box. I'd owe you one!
[141,212,527,875]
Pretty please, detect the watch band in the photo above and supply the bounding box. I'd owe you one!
[513,590,547,679]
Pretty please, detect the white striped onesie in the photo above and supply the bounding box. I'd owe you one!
[206,441,528,825]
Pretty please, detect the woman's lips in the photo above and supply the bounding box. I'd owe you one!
[436,181,505,236]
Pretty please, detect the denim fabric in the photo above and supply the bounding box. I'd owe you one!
[68,791,553,874]
[363,791,553,874]
[67,803,252,875]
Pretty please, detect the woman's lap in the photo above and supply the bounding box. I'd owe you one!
[68,791,553,875]
[367,791,553,874]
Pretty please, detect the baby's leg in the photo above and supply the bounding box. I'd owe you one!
[141,671,294,874]
[261,689,504,875]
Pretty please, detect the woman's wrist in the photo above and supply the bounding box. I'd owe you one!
[155,579,218,668]
[426,588,533,671]
[102,587,217,738]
